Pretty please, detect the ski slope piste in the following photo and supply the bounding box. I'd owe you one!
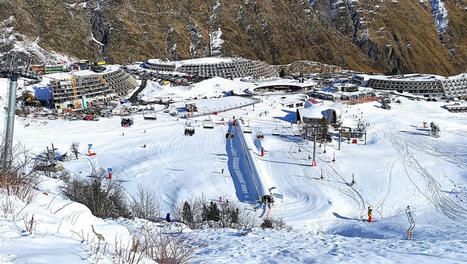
[227,119,276,205]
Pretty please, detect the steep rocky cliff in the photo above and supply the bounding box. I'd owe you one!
[1,0,465,75]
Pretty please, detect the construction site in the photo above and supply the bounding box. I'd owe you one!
[46,65,138,109]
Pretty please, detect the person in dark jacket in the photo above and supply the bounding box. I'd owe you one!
[166,213,171,222]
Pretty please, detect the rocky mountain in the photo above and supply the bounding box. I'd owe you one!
[0,0,465,75]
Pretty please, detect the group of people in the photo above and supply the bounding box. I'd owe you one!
[219,195,229,204]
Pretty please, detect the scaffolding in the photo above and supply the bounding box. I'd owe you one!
[70,71,81,109]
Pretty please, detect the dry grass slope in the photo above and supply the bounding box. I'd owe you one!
[0,0,464,75]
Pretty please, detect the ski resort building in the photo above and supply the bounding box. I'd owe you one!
[366,73,466,99]
[312,84,375,102]
[296,106,340,125]
[440,73,467,100]
[142,57,277,78]
[47,65,138,109]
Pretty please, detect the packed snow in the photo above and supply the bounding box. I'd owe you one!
[1,76,467,263]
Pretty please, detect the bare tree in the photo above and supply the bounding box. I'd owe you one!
[131,185,161,221]
[70,142,80,159]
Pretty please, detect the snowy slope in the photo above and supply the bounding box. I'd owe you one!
[1,77,467,263]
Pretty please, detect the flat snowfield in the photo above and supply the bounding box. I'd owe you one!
[1,77,466,263]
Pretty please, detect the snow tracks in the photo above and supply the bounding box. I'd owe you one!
[389,133,467,221]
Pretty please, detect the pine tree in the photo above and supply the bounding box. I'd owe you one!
[202,204,209,221]
[208,202,220,222]
[182,201,194,224]
[230,208,239,224]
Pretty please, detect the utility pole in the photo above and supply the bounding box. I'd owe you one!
[338,129,341,150]
[312,127,316,165]
[2,62,18,167]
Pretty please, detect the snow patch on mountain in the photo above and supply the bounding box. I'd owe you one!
[209,1,223,56]
[430,0,449,35]
[0,16,73,64]
[210,29,224,56]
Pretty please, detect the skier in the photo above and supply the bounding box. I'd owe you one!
[406,205,415,239]
[221,168,224,174]
[219,195,223,202]
[349,174,356,186]
[166,213,171,222]
[368,206,373,222]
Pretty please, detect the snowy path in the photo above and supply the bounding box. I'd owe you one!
[226,122,258,203]
[226,120,274,204]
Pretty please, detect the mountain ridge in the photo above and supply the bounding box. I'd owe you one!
[1,0,465,75]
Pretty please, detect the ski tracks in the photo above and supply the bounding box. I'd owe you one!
[389,133,467,221]
[289,144,366,214]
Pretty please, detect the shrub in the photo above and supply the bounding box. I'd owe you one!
[61,172,130,218]
[113,226,206,264]
[261,217,286,230]
[174,197,257,229]
[0,142,38,204]
[261,218,273,229]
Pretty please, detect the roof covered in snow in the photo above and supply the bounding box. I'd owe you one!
[297,106,337,120]
[147,57,239,67]
[43,65,120,80]
[365,73,467,82]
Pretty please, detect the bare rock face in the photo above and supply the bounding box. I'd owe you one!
[0,0,465,75]
[187,17,209,58]
[90,4,110,60]
[165,26,181,61]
